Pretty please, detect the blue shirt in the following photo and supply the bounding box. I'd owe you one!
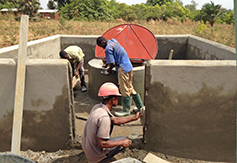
[105,38,133,74]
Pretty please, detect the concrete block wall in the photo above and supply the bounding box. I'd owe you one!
[144,60,236,162]
[0,35,61,59]
[0,59,75,152]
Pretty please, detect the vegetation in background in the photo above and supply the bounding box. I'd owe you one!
[0,0,234,25]
[47,0,56,9]
[194,1,223,26]
[0,13,235,49]
[16,0,40,18]
[0,0,235,49]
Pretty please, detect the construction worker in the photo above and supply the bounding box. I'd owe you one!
[59,45,87,92]
[82,82,143,163]
[96,36,145,117]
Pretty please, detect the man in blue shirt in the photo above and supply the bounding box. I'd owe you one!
[96,36,145,116]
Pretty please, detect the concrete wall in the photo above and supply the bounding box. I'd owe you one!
[0,34,235,64]
[0,59,75,152]
[88,59,145,103]
[0,34,236,157]
[155,35,188,59]
[144,60,236,162]
[155,34,236,60]
[0,35,61,59]
[187,35,236,60]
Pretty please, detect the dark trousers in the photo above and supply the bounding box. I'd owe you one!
[71,59,86,87]
[100,136,126,163]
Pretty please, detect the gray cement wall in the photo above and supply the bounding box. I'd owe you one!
[144,60,236,162]
[0,35,236,159]
[155,35,188,59]
[88,59,145,103]
[187,35,236,60]
[0,59,75,152]
[0,35,61,59]
[0,34,235,64]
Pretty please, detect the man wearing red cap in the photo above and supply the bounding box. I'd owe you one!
[82,82,143,163]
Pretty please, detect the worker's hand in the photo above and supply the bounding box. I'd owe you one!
[134,112,143,120]
[121,139,132,148]
[107,68,112,74]
[102,64,107,68]
[74,71,79,79]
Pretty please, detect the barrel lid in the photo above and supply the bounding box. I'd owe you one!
[95,24,158,63]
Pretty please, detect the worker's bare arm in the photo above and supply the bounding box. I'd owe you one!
[107,63,115,73]
[112,112,142,125]
[74,61,82,78]
[97,137,131,148]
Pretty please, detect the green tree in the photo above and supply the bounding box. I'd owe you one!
[185,0,198,11]
[54,0,70,10]
[120,7,137,22]
[60,0,114,21]
[219,9,234,24]
[47,0,56,9]
[198,1,223,26]
[146,0,173,6]
[16,0,40,18]
[0,0,17,9]
[174,0,183,6]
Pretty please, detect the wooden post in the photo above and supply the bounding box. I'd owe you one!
[11,15,29,154]
[168,49,173,60]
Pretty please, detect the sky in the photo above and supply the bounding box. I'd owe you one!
[39,0,234,10]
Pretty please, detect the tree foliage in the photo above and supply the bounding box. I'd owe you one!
[54,0,70,10]
[185,0,198,11]
[0,0,17,9]
[146,0,173,6]
[60,0,114,21]
[0,0,233,25]
[195,1,223,26]
[47,0,56,9]
[16,0,40,17]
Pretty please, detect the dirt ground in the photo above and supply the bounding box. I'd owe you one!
[1,73,215,163]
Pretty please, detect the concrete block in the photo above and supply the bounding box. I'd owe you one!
[143,153,170,163]
[0,59,75,152]
[144,60,236,162]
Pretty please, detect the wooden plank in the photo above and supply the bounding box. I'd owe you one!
[11,15,29,154]
[143,153,170,163]
[168,49,173,60]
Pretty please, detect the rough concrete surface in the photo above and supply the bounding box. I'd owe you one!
[144,60,236,162]
[0,59,75,152]
[1,71,230,163]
